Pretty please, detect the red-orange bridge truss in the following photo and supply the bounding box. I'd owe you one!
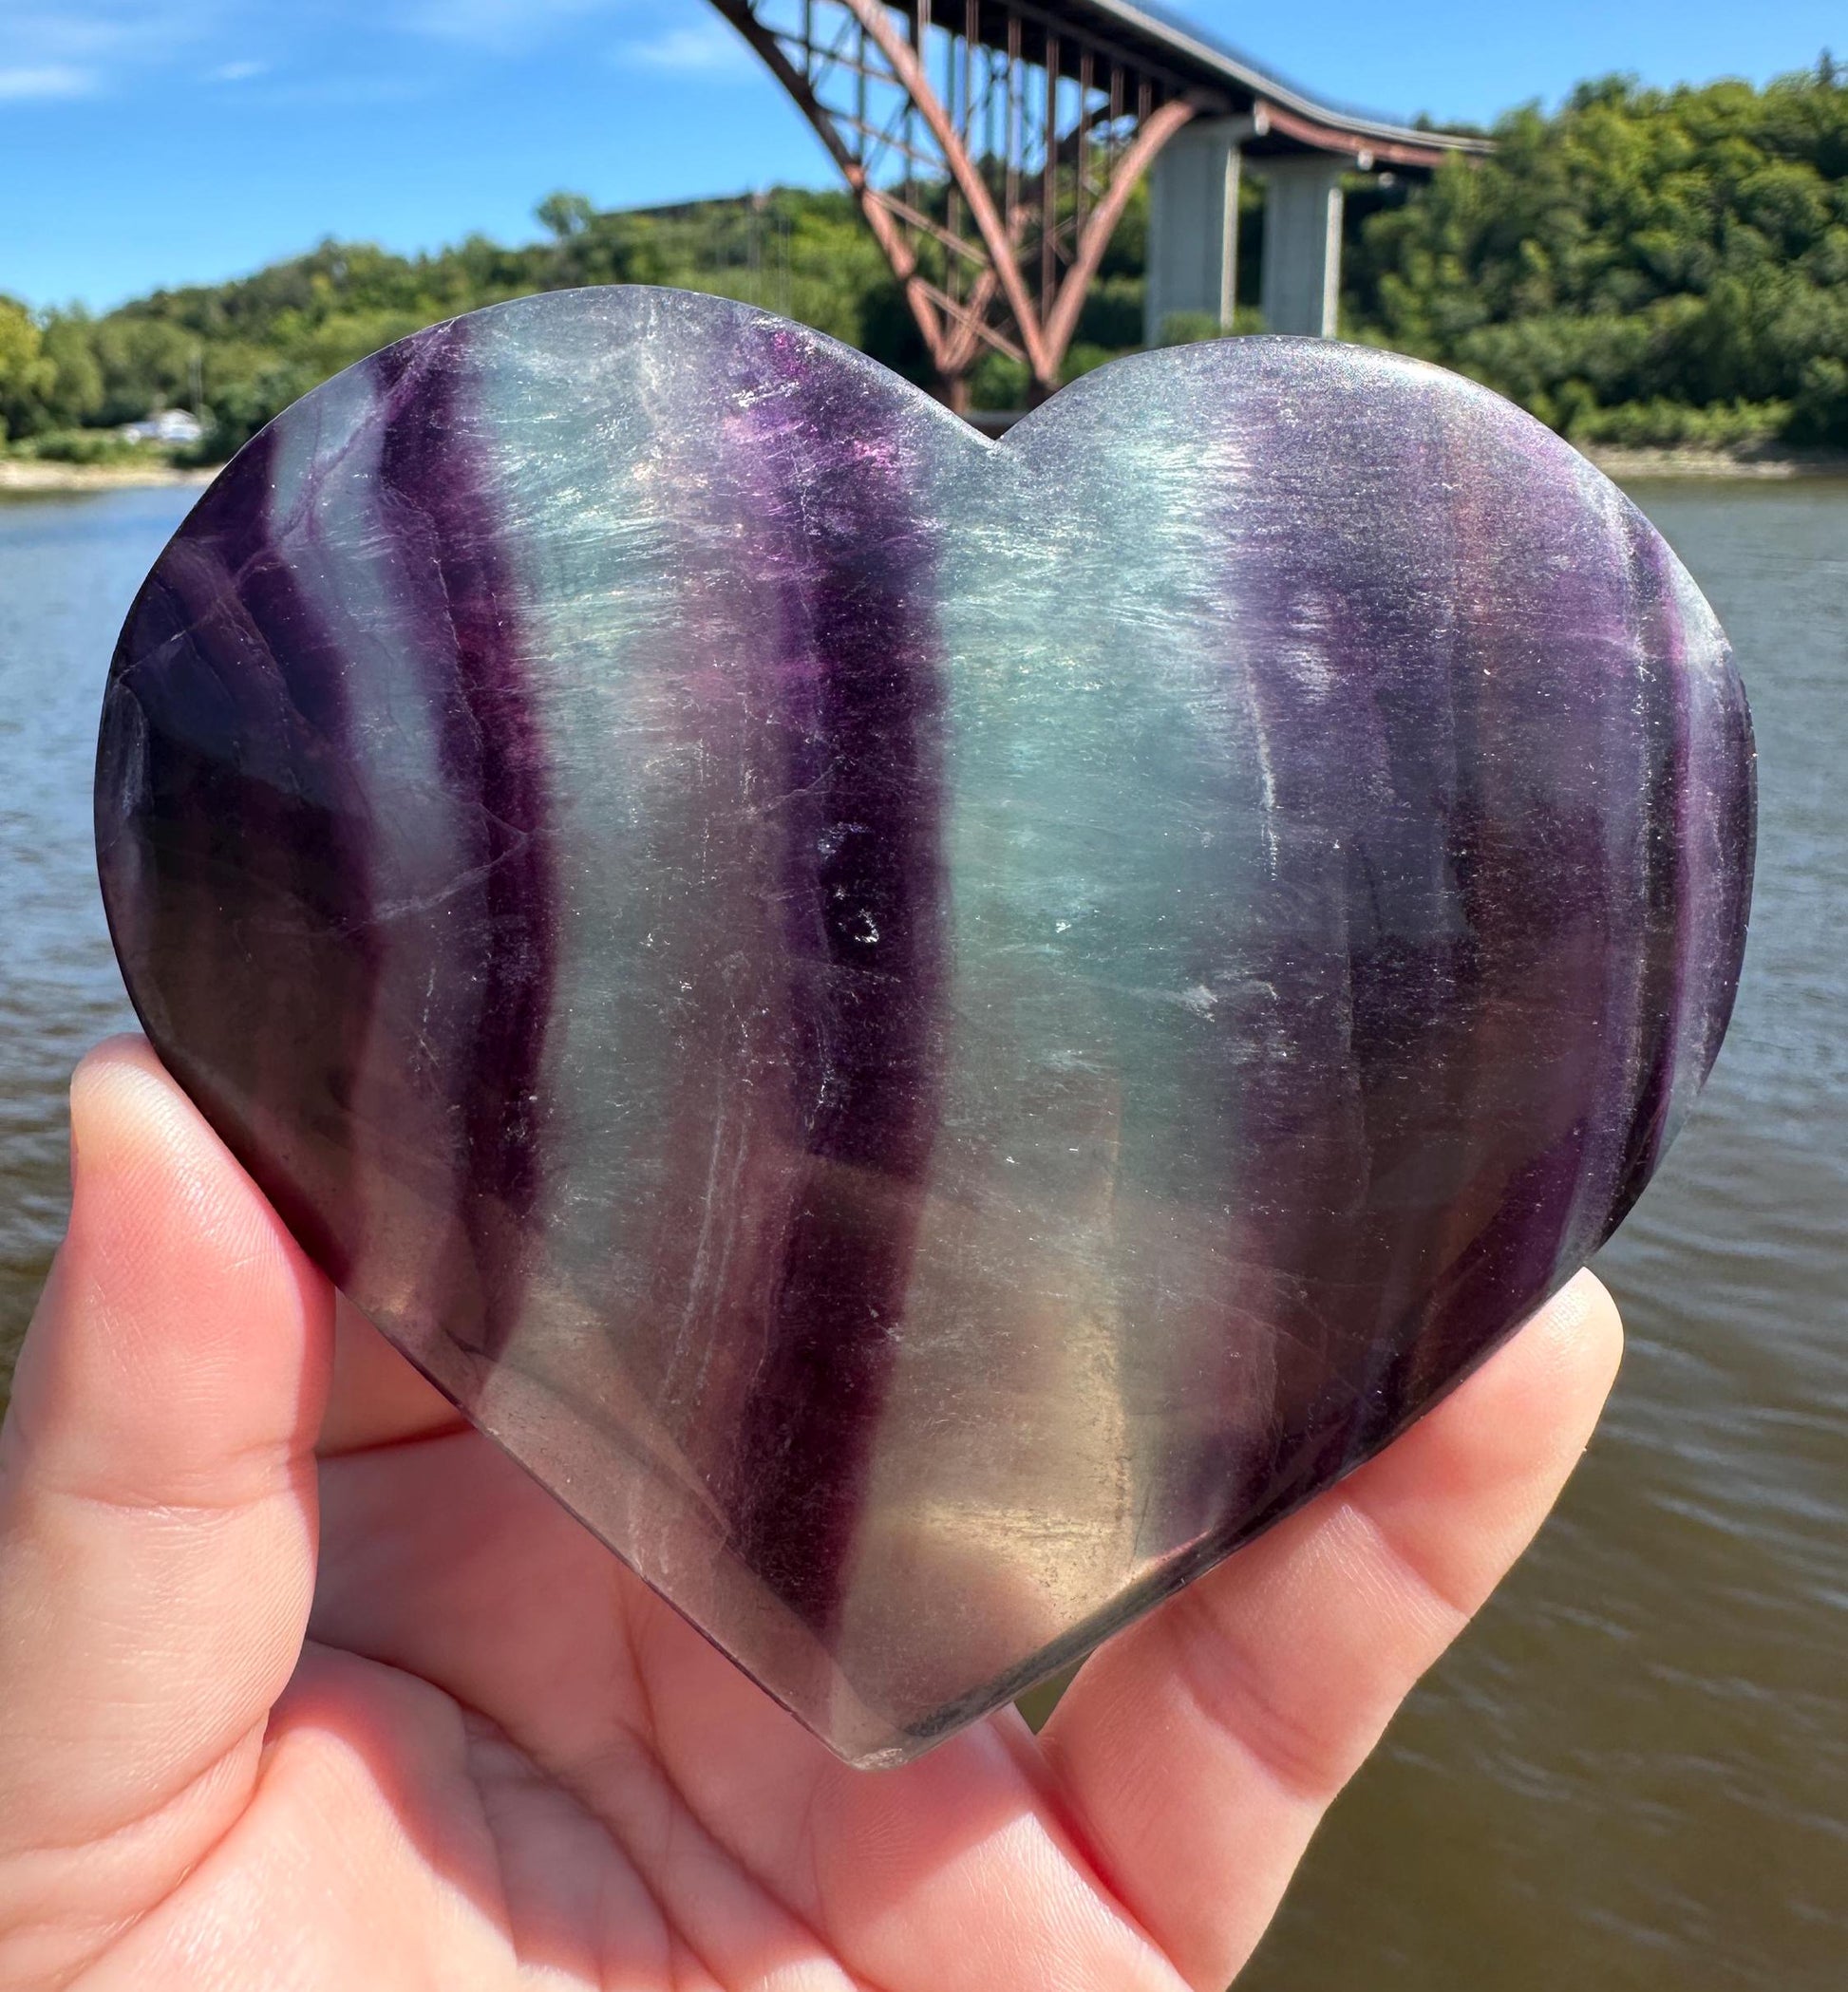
[709,0,1487,406]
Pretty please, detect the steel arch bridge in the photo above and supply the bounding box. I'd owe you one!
[708,0,1487,406]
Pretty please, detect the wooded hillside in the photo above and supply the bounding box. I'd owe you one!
[2,61,1842,459]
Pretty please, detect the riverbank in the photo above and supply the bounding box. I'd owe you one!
[1584,443,1848,479]
[970,411,1848,478]
[8,437,1845,496]
[0,459,215,495]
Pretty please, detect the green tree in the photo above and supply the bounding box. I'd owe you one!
[0,298,55,441]
[29,63,1848,463]
[1347,62,1848,445]
[35,311,106,430]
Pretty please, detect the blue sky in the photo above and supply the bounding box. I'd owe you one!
[2,0,1838,310]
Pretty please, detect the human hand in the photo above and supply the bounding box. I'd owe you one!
[0,1037,1621,1990]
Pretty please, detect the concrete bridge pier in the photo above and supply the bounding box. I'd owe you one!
[1256,155,1347,337]
[1143,117,1250,341]
[1143,132,1351,344]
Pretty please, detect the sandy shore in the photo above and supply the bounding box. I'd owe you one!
[0,460,216,494]
[1584,445,1848,480]
[8,442,1844,496]
[974,413,1848,479]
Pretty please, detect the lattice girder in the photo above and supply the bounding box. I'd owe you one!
[712,0,1203,404]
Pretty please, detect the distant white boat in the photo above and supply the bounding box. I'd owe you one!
[120,409,203,445]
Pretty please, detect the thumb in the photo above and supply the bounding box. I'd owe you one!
[0,1038,333,1981]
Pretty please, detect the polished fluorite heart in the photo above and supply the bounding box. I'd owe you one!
[95,289,1754,1765]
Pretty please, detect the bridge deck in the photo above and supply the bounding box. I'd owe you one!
[948,0,1487,169]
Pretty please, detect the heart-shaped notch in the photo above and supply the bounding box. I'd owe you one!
[96,289,1753,1765]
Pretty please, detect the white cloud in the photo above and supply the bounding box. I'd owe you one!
[0,63,101,99]
[8,1,227,61]
[620,17,755,76]
[398,0,756,66]
[208,57,268,83]
[401,0,627,53]
[1,3,231,96]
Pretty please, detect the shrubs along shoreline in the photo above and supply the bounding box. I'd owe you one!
[4,63,1842,471]
[6,434,1842,500]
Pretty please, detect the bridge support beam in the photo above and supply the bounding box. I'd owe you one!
[1257,155,1346,338]
[1145,136,1349,347]
[1142,118,1248,346]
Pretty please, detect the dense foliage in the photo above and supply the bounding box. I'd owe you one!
[1348,61,1848,446]
[1,60,1842,458]
[0,191,905,460]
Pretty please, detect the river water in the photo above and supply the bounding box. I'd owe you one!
[1,480,1843,1989]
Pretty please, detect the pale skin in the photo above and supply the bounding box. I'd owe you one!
[0,1038,1623,1992]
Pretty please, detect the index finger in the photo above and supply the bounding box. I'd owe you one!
[1036,1270,1623,1991]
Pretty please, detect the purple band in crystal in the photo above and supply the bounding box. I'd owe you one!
[716,328,950,1632]
[370,325,558,1361]
[97,423,382,1285]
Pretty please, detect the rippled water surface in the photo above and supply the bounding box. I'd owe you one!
[1,480,1843,1989]
[0,492,176,1348]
